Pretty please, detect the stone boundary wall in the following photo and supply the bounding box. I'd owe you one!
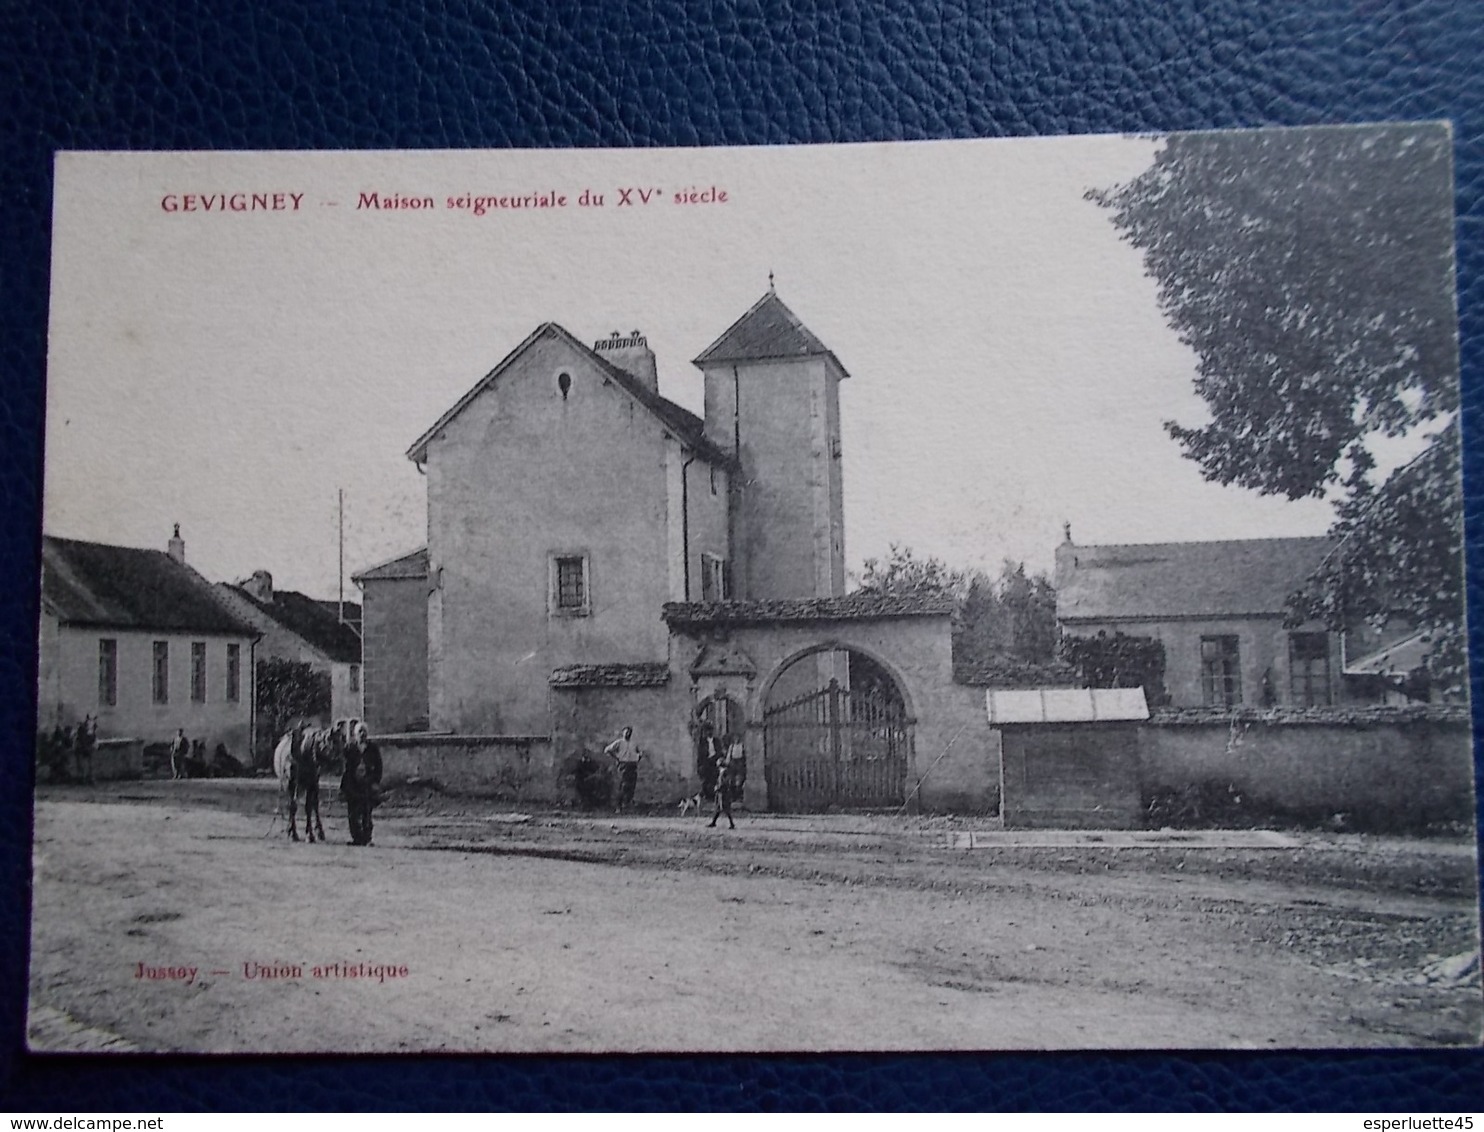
[94,738,144,781]
[995,708,1475,830]
[375,734,555,801]
[1139,714,1475,828]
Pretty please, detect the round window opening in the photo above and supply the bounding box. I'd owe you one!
[557,372,572,399]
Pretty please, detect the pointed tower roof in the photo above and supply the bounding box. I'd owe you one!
[692,289,850,377]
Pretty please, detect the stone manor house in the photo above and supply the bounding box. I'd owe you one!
[358,288,993,811]
[353,287,1472,826]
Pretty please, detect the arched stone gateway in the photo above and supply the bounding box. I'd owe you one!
[759,645,913,810]
[665,594,992,814]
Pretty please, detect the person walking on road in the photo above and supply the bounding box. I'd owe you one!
[708,732,745,830]
[605,726,644,810]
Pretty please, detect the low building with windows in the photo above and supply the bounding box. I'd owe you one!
[37,530,259,758]
[213,570,363,754]
[1053,533,1360,709]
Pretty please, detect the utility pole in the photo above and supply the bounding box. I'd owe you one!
[338,488,345,626]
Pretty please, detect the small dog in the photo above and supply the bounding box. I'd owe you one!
[678,793,704,817]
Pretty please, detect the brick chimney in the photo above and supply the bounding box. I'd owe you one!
[240,569,273,603]
[167,523,185,564]
[593,330,658,393]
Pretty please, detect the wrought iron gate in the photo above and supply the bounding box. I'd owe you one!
[763,678,911,811]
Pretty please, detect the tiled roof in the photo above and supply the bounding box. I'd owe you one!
[583,341,733,467]
[549,662,672,688]
[352,546,429,582]
[1343,630,1433,677]
[693,290,850,376]
[225,586,362,663]
[314,598,362,633]
[41,535,257,636]
[664,593,955,627]
[1057,537,1333,622]
[406,323,733,467]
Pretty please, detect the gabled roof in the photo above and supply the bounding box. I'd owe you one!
[41,535,257,636]
[692,289,850,377]
[1057,537,1333,622]
[664,593,955,628]
[224,585,362,663]
[1344,630,1433,677]
[406,323,733,466]
[352,546,429,582]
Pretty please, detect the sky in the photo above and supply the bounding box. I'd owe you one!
[44,136,1347,599]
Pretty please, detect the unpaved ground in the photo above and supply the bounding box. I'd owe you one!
[27,781,1484,1052]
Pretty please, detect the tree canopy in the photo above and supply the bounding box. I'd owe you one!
[857,546,1059,677]
[256,657,331,752]
[1089,125,1465,691]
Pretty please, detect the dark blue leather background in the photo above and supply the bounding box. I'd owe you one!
[3,0,1483,1111]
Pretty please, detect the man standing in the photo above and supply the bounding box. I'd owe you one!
[169,728,189,781]
[694,719,721,805]
[604,726,643,810]
[341,722,383,846]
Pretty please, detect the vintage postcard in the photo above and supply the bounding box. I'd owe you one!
[30,129,1480,1052]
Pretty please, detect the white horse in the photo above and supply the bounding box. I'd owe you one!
[273,719,359,843]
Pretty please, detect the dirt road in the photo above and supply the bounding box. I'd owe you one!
[27,781,1483,1052]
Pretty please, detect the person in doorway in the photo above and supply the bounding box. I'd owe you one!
[709,732,746,830]
[169,728,190,780]
[341,721,383,846]
[604,726,644,810]
[695,719,721,805]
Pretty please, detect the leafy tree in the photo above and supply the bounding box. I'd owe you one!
[1288,422,1465,689]
[256,658,331,762]
[858,544,973,601]
[1089,125,1463,691]
[858,546,1059,673]
[1060,631,1170,707]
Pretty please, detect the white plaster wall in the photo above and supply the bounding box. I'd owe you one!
[425,333,681,734]
[48,626,253,753]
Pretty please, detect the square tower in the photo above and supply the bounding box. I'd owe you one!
[694,288,848,601]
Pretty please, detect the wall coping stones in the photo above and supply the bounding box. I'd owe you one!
[548,663,672,688]
[1149,704,1470,727]
[663,594,955,627]
[374,734,549,747]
